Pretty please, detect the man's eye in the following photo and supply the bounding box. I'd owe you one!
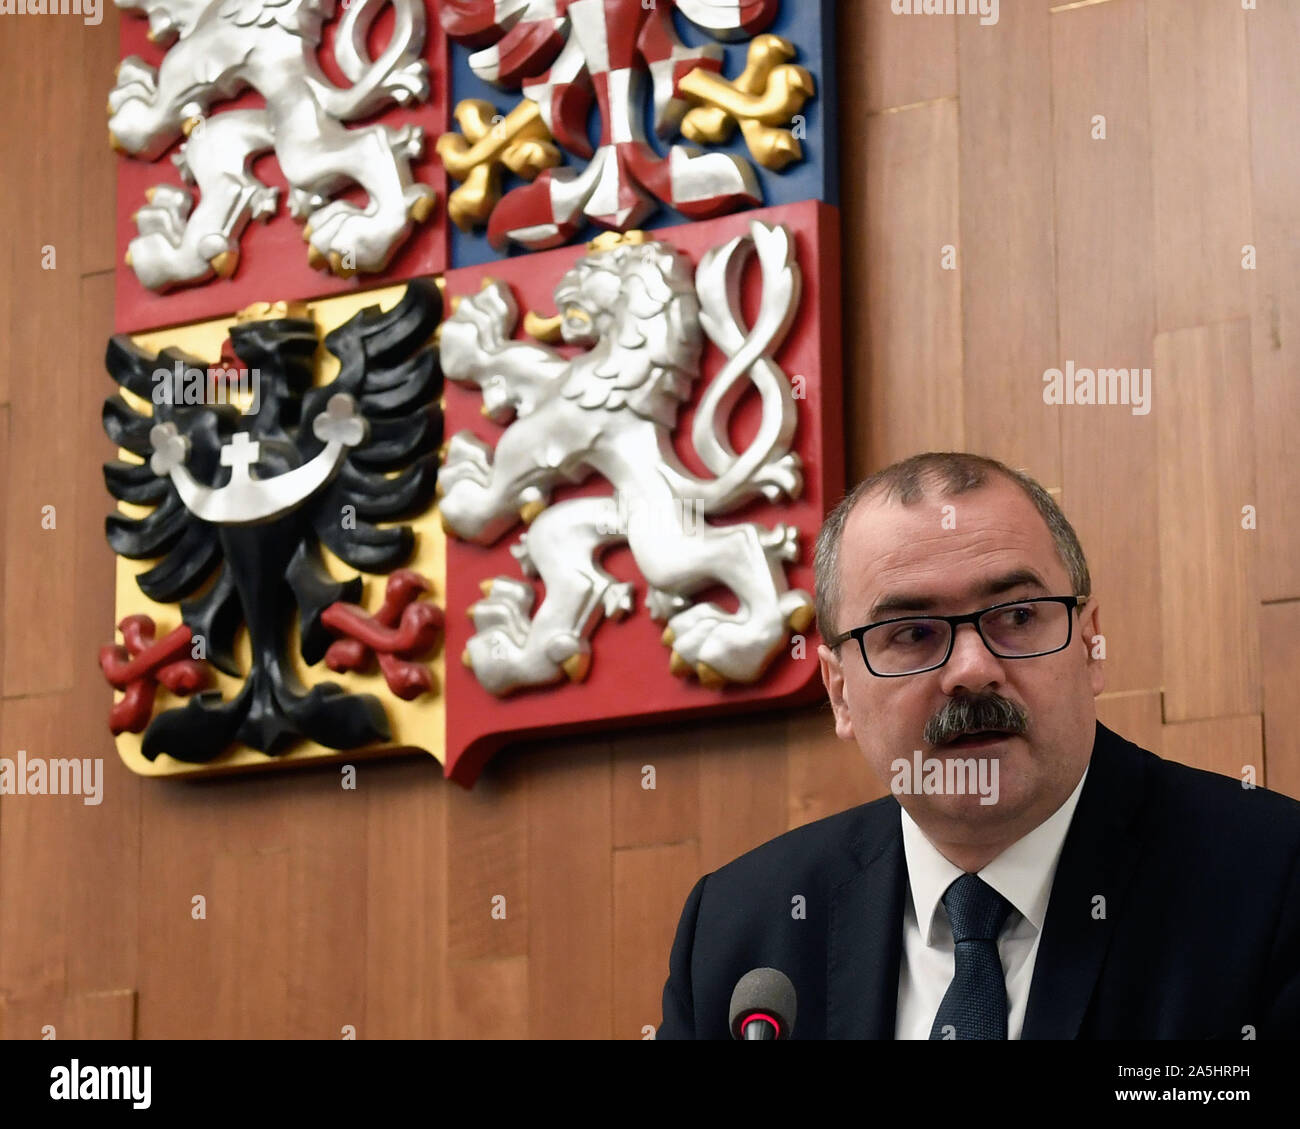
[992,605,1038,629]
[889,624,934,646]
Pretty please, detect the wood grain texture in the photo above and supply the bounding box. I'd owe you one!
[845,0,958,115]
[135,775,293,1037]
[613,841,699,1041]
[0,19,16,405]
[363,756,446,1038]
[0,407,8,685]
[0,241,10,407]
[284,771,370,1038]
[697,713,788,876]
[65,989,137,1040]
[0,24,105,693]
[0,988,135,1041]
[0,695,74,996]
[1161,714,1262,784]
[957,1,1061,478]
[1096,690,1163,757]
[61,728,141,997]
[1052,0,1163,695]
[785,701,885,831]
[611,724,700,850]
[444,753,528,962]
[0,18,85,408]
[1260,601,1300,802]
[1154,320,1260,722]
[443,956,528,1039]
[1245,1,1300,601]
[854,98,964,473]
[1147,0,1253,333]
[1,241,81,695]
[207,847,292,1039]
[525,739,613,1038]
[79,22,120,277]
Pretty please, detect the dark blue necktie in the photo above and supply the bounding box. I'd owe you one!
[929,873,1014,1040]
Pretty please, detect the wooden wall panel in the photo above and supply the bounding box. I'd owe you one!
[2,234,81,695]
[1,0,1297,1045]
[0,19,84,410]
[1162,715,1262,784]
[0,988,135,1041]
[61,748,140,998]
[1245,2,1300,601]
[614,841,699,1041]
[78,21,119,277]
[0,19,16,406]
[697,714,788,876]
[957,2,1061,479]
[1096,691,1163,759]
[444,756,528,963]
[0,696,77,995]
[443,956,527,1039]
[525,742,613,1039]
[1154,320,1260,722]
[208,848,292,1039]
[607,717,707,1039]
[1261,603,1300,802]
[363,757,447,1038]
[285,774,371,1038]
[856,99,964,472]
[848,0,958,115]
[612,725,700,850]
[440,755,530,1026]
[135,775,293,1038]
[1147,0,1253,333]
[1051,0,1162,696]
[0,239,10,405]
[0,406,8,682]
[65,990,137,1040]
[785,702,885,831]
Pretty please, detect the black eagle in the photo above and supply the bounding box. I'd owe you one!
[102,280,443,762]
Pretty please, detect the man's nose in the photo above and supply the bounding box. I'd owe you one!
[938,621,1006,695]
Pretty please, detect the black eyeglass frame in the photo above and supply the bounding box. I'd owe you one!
[826,595,1088,677]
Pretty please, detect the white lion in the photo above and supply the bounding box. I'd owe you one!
[109,0,436,290]
[438,222,815,696]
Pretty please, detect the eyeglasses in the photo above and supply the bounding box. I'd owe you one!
[827,595,1087,677]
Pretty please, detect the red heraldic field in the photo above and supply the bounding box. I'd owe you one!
[439,198,843,783]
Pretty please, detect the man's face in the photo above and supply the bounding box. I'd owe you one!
[817,475,1104,848]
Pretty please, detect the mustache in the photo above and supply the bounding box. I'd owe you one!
[924,692,1028,747]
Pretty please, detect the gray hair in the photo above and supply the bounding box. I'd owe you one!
[813,452,1092,642]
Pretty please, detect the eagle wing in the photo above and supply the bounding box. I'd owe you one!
[103,336,242,672]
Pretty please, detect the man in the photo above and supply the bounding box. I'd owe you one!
[657,452,1300,1039]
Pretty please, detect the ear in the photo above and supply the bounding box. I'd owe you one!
[818,644,856,741]
[1080,597,1105,697]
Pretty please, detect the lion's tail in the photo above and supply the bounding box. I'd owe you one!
[305,0,430,121]
[659,222,805,515]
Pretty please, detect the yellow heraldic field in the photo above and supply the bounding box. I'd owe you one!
[110,284,447,776]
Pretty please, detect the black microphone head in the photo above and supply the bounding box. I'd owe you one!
[729,967,796,1040]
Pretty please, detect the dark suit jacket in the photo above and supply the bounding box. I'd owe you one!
[658,722,1300,1038]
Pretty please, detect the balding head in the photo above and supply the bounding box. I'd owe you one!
[814,452,1091,643]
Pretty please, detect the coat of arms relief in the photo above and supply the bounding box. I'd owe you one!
[99,0,838,780]
[439,219,814,696]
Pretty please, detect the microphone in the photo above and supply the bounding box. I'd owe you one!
[729,967,797,1040]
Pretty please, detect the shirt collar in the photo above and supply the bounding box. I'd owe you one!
[900,763,1090,945]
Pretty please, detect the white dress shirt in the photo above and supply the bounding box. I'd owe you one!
[894,765,1090,1039]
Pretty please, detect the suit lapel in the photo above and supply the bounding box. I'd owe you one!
[827,800,907,1039]
[1021,723,1147,1038]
